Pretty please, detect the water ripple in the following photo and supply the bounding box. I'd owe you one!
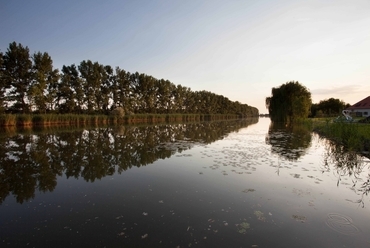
[325,213,361,236]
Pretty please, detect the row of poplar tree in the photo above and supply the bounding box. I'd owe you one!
[0,42,258,116]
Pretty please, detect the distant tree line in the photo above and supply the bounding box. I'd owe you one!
[0,42,258,117]
[310,98,350,117]
[266,81,351,122]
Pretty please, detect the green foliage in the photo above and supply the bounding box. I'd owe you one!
[0,114,16,126]
[3,42,33,113]
[0,52,6,113]
[16,114,32,125]
[266,81,311,123]
[311,98,348,117]
[0,113,250,128]
[313,120,370,152]
[1,41,259,117]
[30,51,60,113]
[110,107,125,117]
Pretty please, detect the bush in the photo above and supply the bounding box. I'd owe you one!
[0,114,17,126]
[110,107,125,117]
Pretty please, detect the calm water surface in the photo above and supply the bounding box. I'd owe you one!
[1,118,369,247]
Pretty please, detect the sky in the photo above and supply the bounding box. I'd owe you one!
[1,0,370,113]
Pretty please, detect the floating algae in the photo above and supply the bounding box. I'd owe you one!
[237,222,250,234]
[292,214,306,223]
[254,211,266,221]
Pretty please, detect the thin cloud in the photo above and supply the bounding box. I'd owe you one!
[311,85,362,95]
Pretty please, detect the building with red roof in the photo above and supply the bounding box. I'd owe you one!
[346,96,370,117]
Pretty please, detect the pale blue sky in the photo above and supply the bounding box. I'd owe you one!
[1,0,370,113]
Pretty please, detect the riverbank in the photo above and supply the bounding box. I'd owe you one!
[0,113,247,128]
[311,118,370,154]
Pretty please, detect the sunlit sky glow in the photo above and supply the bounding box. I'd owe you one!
[1,0,369,113]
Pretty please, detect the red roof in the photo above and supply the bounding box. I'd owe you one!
[347,96,370,110]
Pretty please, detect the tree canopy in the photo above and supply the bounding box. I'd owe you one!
[0,41,259,117]
[310,98,349,117]
[2,42,33,113]
[265,81,312,123]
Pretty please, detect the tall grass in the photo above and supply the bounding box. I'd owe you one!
[0,113,246,130]
[0,114,17,126]
[17,114,32,126]
[313,119,370,152]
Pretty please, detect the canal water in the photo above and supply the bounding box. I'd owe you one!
[0,118,369,247]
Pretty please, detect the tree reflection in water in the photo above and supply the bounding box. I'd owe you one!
[265,122,312,161]
[265,122,370,207]
[321,138,370,208]
[0,119,258,205]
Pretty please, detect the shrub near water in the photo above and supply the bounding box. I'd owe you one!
[17,114,32,126]
[332,122,361,149]
[0,113,247,129]
[0,114,17,126]
[313,120,370,152]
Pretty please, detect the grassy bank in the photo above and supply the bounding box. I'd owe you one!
[311,118,370,153]
[0,113,243,128]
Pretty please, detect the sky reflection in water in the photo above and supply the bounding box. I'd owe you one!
[0,118,370,247]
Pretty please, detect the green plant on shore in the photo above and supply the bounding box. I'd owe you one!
[0,114,17,126]
[0,113,248,131]
[313,119,370,152]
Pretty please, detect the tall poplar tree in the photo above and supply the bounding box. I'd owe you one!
[58,64,83,113]
[113,67,133,114]
[30,51,60,113]
[3,42,32,113]
[79,60,107,113]
[0,52,5,113]
[101,65,113,113]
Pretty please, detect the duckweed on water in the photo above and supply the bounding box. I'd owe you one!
[237,222,250,234]
[254,210,266,221]
[292,215,306,223]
